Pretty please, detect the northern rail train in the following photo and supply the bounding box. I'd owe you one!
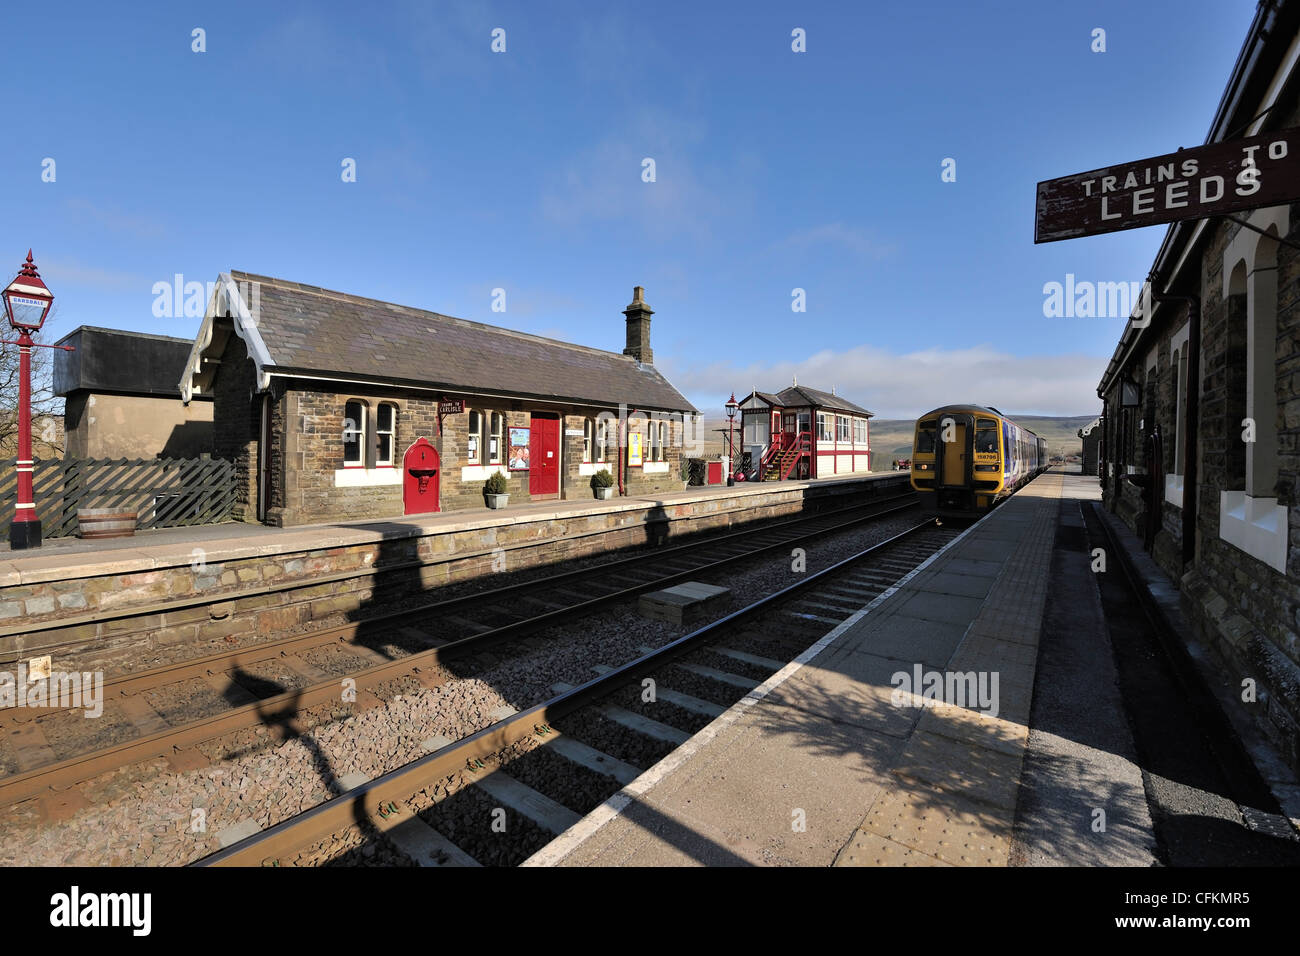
[909,404,1048,516]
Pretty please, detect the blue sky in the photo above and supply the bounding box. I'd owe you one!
[4,0,1258,418]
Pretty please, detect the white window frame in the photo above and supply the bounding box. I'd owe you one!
[816,412,831,442]
[1218,205,1288,573]
[489,411,504,465]
[583,418,594,463]
[375,402,397,467]
[343,399,367,467]
[467,409,482,465]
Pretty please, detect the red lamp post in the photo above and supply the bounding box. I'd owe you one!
[4,251,59,550]
[725,392,739,486]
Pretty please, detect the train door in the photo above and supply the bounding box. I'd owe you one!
[938,414,970,487]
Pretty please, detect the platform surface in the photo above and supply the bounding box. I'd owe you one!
[532,470,1158,867]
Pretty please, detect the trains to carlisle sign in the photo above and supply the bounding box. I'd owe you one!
[1035,126,1300,242]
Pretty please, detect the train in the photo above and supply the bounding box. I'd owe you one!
[909,404,1048,516]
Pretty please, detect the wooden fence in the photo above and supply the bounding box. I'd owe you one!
[0,457,237,539]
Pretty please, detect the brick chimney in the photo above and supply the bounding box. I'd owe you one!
[623,285,654,365]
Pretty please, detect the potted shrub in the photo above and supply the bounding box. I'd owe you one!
[483,471,509,509]
[679,458,693,488]
[591,468,615,500]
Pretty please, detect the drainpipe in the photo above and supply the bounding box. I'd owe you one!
[1181,297,1201,570]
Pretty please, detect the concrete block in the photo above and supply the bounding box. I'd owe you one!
[638,581,731,625]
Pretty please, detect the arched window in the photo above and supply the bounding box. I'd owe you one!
[596,419,608,462]
[375,403,397,466]
[658,421,668,460]
[343,400,366,466]
[489,412,504,464]
[467,409,482,464]
[583,418,594,462]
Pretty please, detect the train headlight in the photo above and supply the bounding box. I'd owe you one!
[915,463,930,470]
[975,464,999,472]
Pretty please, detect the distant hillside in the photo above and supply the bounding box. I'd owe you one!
[684,412,1098,465]
[869,414,1098,469]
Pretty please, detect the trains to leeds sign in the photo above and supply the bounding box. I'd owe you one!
[1035,126,1300,243]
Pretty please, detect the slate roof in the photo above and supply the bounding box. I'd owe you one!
[55,326,210,399]
[774,385,873,417]
[221,271,695,412]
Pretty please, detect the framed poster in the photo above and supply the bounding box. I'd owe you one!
[508,426,531,470]
[627,431,644,467]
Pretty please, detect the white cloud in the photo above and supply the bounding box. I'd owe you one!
[657,343,1106,420]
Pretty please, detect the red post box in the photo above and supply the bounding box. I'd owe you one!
[403,438,441,514]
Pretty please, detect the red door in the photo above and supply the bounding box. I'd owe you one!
[529,414,560,496]
[403,438,440,514]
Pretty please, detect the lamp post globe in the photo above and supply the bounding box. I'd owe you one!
[4,251,55,550]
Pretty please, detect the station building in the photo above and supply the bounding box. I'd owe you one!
[54,326,214,459]
[179,274,697,525]
[737,383,873,480]
[1095,0,1300,770]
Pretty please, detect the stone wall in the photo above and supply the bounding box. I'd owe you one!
[1100,153,1300,769]
[261,382,695,525]
[0,474,910,679]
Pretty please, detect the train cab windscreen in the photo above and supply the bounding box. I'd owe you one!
[916,421,937,454]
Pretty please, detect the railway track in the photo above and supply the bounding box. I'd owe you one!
[0,492,919,810]
[197,518,959,867]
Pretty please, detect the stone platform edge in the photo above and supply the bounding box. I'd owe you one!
[1,473,906,588]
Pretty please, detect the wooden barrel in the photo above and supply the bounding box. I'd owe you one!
[76,508,137,539]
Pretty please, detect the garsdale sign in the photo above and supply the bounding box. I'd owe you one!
[1035,126,1300,242]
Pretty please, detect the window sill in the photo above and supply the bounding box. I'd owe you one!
[461,464,508,483]
[334,468,403,488]
[1219,491,1287,573]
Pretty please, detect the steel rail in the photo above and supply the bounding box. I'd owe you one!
[0,494,919,808]
[196,517,947,867]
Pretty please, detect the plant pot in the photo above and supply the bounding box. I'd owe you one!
[485,493,509,509]
[594,486,614,500]
[77,508,137,539]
